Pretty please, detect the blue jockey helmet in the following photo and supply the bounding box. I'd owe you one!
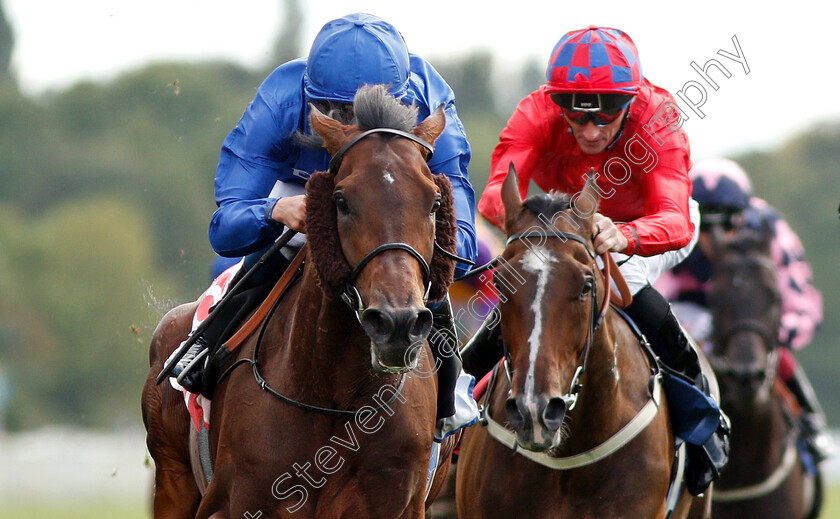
[304,13,411,103]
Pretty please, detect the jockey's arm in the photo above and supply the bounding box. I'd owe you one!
[430,102,478,278]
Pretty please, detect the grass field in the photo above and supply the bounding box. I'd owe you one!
[0,500,148,519]
[1,486,838,518]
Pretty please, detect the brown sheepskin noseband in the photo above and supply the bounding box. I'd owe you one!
[304,169,458,303]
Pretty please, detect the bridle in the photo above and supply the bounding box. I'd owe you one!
[707,255,780,387]
[478,228,665,471]
[502,230,626,410]
[328,127,473,319]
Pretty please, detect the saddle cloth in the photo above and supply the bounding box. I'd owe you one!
[167,260,244,431]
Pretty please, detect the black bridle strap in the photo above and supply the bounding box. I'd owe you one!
[717,319,777,347]
[506,230,596,258]
[328,128,434,174]
[435,240,475,266]
[349,242,431,286]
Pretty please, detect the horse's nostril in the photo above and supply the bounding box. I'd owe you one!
[360,308,394,342]
[542,397,567,431]
[506,398,525,431]
[411,308,433,341]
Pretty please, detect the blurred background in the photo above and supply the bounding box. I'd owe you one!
[0,0,838,517]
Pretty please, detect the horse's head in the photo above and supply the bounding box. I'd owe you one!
[494,163,604,451]
[305,85,458,374]
[708,220,781,406]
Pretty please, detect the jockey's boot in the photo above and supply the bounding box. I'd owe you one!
[173,334,210,392]
[430,295,479,441]
[787,362,837,463]
[460,306,504,381]
[173,248,293,395]
[626,284,730,495]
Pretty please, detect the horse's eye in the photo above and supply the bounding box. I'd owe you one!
[580,278,594,298]
[431,198,442,214]
[334,193,349,214]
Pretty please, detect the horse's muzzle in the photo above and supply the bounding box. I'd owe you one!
[506,393,567,451]
[361,306,433,372]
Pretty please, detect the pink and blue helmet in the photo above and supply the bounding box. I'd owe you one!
[546,26,643,96]
[690,158,754,211]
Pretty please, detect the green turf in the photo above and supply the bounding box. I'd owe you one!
[0,500,148,519]
[820,482,840,518]
[0,485,838,518]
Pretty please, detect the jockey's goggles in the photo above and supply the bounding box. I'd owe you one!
[561,107,627,127]
[699,206,743,232]
[553,92,632,127]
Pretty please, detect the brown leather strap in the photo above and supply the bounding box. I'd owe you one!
[605,253,633,308]
[223,248,306,354]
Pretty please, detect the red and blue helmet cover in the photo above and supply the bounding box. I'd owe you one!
[546,26,643,95]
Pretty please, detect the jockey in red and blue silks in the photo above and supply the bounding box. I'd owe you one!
[176,13,480,441]
[657,158,835,463]
[464,25,729,495]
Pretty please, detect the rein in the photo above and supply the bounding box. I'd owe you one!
[238,260,408,418]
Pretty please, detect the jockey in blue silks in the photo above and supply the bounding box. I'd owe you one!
[175,13,479,441]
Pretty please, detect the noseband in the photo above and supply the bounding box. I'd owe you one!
[328,128,473,319]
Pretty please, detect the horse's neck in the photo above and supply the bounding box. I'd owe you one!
[282,265,397,404]
[724,378,788,458]
[563,314,652,450]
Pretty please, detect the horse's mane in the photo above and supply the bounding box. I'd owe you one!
[354,85,418,132]
[523,192,573,224]
[297,85,418,149]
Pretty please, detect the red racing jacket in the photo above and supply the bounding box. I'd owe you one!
[479,79,694,257]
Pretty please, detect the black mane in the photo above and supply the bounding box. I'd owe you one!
[523,192,573,225]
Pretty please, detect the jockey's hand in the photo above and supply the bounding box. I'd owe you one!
[591,213,628,255]
[271,195,307,232]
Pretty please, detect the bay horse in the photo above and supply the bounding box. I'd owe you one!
[456,166,711,518]
[142,85,462,518]
[706,223,821,518]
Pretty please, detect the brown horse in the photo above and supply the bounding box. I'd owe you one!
[706,224,821,518]
[456,166,710,518]
[142,85,462,518]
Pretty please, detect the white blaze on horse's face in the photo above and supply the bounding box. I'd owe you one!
[519,247,558,418]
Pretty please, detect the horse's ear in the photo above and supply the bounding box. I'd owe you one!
[501,162,523,233]
[309,103,356,157]
[572,168,600,228]
[412,104,446,150]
